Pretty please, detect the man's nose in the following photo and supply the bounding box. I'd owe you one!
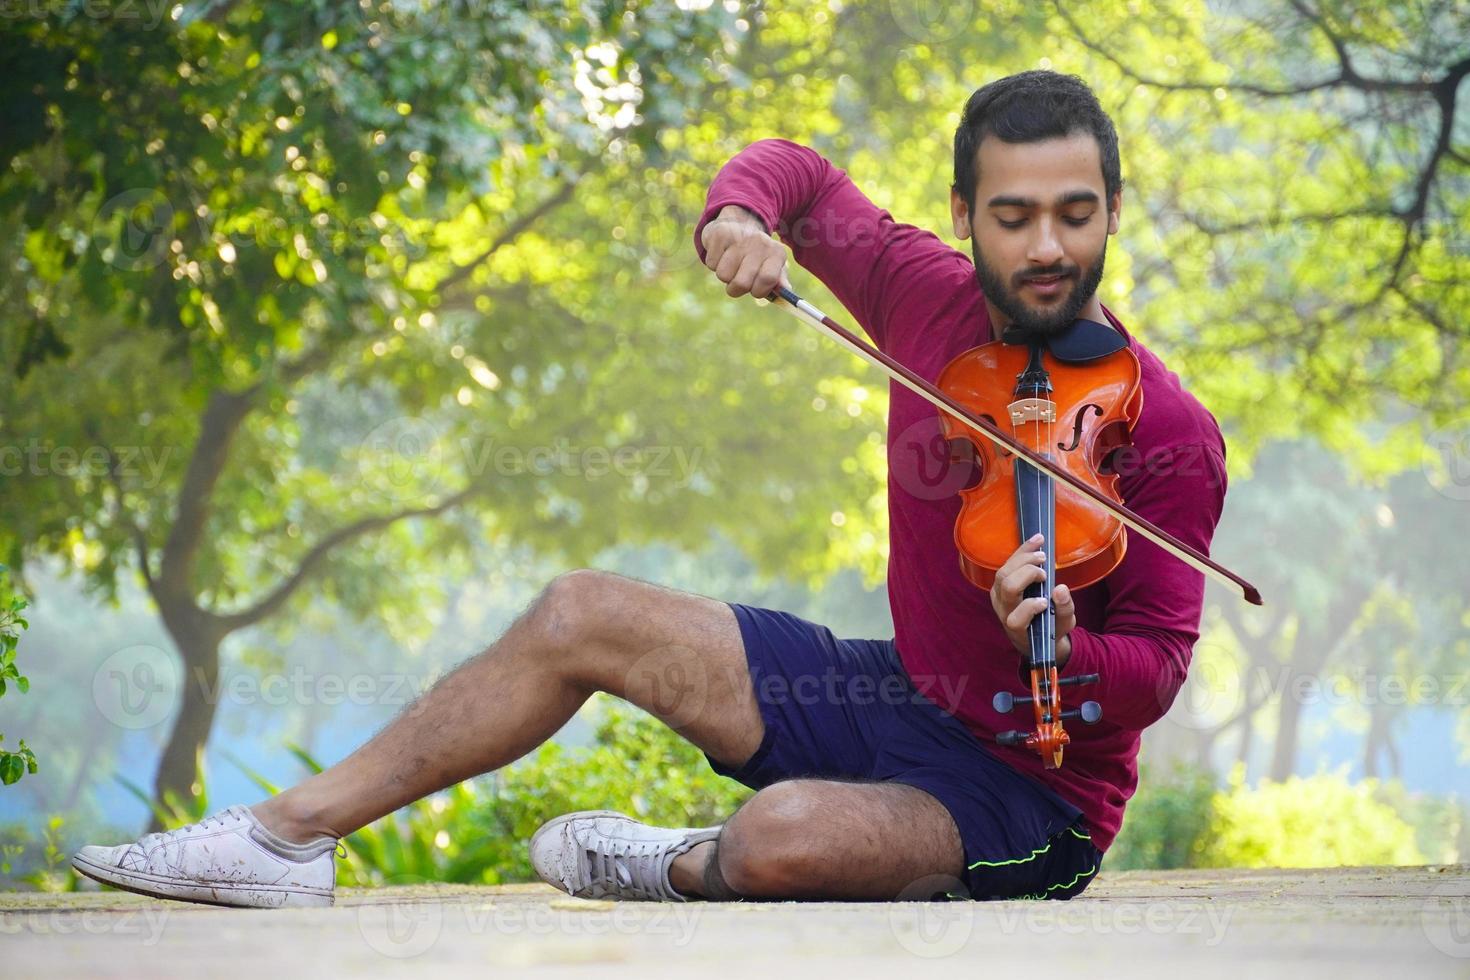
[1027,219,1065,266]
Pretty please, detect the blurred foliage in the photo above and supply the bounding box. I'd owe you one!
[0,564,38,786]
[1111,762,1438,870]
[1108,761,1217,870]
[1190,440,1470,780]
[1203,765,1425,868]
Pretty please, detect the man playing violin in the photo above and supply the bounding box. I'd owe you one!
[74,70,1227,908]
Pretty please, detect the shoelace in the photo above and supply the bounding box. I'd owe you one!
[136,808,235,851]
[576,834,677,902]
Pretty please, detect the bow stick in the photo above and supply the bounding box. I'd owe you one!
[767,285,1263,606]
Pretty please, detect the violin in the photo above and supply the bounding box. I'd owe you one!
[937,334,1141,766]
[766,285,1262,770]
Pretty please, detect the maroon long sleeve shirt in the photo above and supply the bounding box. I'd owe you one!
[693,139,1229,851]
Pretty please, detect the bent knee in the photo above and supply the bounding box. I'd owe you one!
[530,569,622,646]
[717,783,826,897]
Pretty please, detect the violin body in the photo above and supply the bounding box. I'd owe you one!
[936,340,1143,593]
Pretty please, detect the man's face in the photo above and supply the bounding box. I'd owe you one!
[951,133,1121,338]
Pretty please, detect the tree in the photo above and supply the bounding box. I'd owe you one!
[1049,0,1469,464]
[4,0,1464,822]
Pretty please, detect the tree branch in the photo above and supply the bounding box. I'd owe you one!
[436,178,581,296]
[101,445,158,599]
[1053,1,1442,97]
[214,485,481,632]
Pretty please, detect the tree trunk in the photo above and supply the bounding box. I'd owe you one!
[148,602,225,832]
[1237,713,1254,769]
[1270,686,1303,781]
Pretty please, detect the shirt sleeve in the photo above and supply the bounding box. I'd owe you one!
[1060,441,1229,731]
[692,138,963,351]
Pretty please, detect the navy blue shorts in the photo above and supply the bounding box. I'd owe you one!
[706,603,1102,901]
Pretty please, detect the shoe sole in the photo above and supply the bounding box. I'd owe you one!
[71,851,333,909]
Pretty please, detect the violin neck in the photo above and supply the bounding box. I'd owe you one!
[1014,454,1056,672]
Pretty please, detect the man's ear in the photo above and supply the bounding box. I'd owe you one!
[1107,187,1123,235]
[950,186,972,240]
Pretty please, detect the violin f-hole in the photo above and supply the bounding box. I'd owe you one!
[1057,403,1103,453]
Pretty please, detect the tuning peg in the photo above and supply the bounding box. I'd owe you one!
[1058,701,1103,724]
[993,691,1033,713]
[996,730,1030,746]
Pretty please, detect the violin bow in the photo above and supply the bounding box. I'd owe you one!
[767,285,1263,606]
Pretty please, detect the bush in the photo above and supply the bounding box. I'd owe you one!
[1112,763,1431,870]
[1199,765,1425,868]
[1108,762,1217,870]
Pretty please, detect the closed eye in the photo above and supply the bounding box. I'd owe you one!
[997,216,1095,229]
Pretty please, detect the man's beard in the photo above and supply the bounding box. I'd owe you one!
[969,234,1107,339]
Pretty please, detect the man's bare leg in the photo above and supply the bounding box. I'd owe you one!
[251,569,763,843]
[668,779,965,900]
[251,568,966,901]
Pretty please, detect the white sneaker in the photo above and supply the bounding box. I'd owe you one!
[72,804,337,908]
[530,809,720,902]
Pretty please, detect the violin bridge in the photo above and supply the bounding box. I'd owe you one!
[1008,398,1056,425]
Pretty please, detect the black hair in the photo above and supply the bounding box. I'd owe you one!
[952,70,1123,213]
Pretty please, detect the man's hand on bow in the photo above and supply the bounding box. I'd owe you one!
[990,533,1075,669]
[700,205,791,300]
